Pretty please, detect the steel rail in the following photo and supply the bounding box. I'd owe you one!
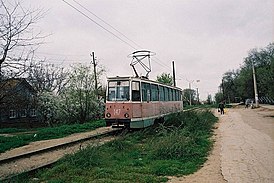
[0,128,123,181]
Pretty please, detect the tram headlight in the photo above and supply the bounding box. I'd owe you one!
[106,113,111,118]
[124,113,129,118]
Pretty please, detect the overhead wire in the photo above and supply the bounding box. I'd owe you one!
[61,0,137,50]
[71,0,142,49]
[61,0,189,82]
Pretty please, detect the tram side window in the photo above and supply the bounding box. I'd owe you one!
[177,90,181,101]
[159,86,165,101]
[151,84,159,101]
[132,81,141,101]
[175,90,179,101]
[164,87,169,101]
[169,88,172,101]
[141,82,151,102]
[172,89,176,101]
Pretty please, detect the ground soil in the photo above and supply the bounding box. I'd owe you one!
[168,106,274,183]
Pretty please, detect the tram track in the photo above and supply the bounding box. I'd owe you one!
[0,127,123,181]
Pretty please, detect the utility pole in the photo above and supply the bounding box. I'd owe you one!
[172,61,176,87]
[222,78,225,101]
[252,62,259,107]
[90,52,98,97]
[189,82,192,106]
[196,88,199,104]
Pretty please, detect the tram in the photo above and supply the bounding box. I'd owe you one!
[105,76,183,128]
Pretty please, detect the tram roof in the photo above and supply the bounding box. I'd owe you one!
[107,76,182,90]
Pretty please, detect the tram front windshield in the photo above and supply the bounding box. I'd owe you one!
[108,80,129,101]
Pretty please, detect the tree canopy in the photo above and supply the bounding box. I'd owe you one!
[216,42,274,104]
[156,73,173,86]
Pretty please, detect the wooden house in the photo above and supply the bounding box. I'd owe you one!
[0,78,43,128]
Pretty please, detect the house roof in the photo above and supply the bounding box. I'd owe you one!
[0,78,35,93]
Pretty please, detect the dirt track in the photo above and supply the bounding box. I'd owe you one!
[169,107,274,183]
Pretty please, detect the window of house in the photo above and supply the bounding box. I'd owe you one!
[21,109,27,117]
[9,110,16,118]
[30,109,36,117]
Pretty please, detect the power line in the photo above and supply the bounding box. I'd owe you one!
[61,0,189,83]
[62,0,137,50]
[72,0,142,49]
[35,51,87,57]
[61,0,174,72]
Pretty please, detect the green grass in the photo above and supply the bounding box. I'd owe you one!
[0,120,106,153]
[0,128,29,134]
[15,110,218,183]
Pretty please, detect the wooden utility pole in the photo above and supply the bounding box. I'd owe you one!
[91,52,98,96]
[172,61,176,87]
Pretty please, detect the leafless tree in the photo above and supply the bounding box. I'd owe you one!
[0,0,46,79]
[27,61,69,95]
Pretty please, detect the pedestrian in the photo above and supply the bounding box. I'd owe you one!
[218,101,225,115]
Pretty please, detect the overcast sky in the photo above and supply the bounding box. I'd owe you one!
[24,0,273,100]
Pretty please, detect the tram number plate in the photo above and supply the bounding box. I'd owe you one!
[114,109,121,116]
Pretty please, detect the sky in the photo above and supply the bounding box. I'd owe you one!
[22,0,273,100]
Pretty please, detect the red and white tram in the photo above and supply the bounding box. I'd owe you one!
[105,76,183,128]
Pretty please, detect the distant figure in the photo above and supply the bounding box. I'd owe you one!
[245,99,249,108]
[245,102,249,108]
[250,101,254,109]
[218,102,225,115]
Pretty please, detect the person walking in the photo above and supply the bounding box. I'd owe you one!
[218,101,225,115]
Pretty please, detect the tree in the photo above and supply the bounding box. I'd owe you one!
[206,94,212,105]
[156,73,173,86]
[59,64,105,123]
[0,0,45,78]
[218,43,274,104]
[221,70,238,103]
[27,61,68,94]
[214,92,224,104]
[182,88,196,105]
[26,61,69,126]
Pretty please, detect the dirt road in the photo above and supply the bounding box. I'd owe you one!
[169,107,274,183]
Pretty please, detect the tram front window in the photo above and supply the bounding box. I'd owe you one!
[108,81,129,101]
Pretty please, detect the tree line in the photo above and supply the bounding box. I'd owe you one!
[215,43,274,104]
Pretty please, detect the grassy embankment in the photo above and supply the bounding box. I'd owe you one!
[18,110,218,183]
[0,120,105,153]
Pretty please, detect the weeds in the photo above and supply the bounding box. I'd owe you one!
[19,110,218,183]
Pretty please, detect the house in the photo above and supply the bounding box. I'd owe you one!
[0,78,43,128]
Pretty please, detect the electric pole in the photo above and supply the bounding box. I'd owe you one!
[189,82,192,106]
[91,52,98,97]
[196,87,199,104]
[172,61,176,87]
[252,62,259,107]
